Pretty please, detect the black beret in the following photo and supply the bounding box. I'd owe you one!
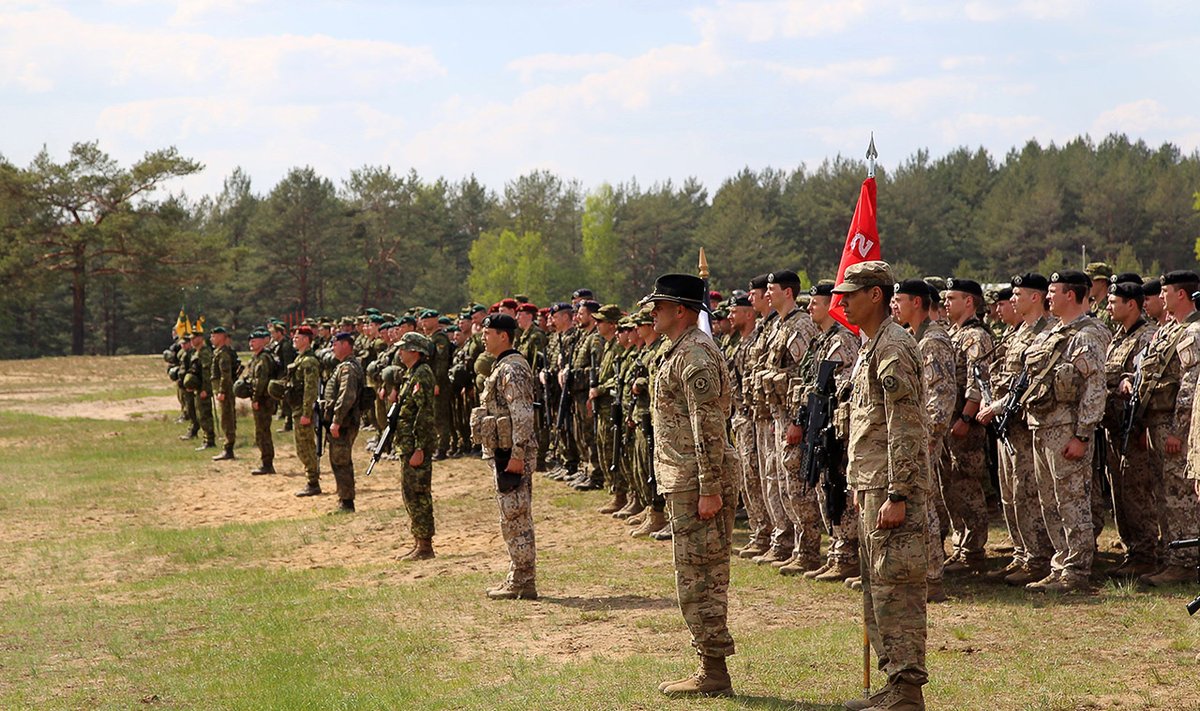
[333,332,355,343]
[549,302,574,315]
[767,270,801,287]
[1162,270,1200,286]
[482,313,518,332]
[730,294,752,307]
[1011,273,1050,291]
[810,282,835,297]
[1141,277,1162,297]
[1050,270,1090,287]
[748,274,769,291]
[572,288,593,299]
[996,287,1014,302]
[210,326,227,334]
[580,300,601,313]
[1108,281,1143,300]
[1111,272,1142,285]
[946,277,983,299]
[894,279,932,299]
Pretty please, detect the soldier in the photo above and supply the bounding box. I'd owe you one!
[1143,278,1168,327]
[941,278,994,573]
[188,329,217,451]
[1102,278,1159,578]
[835,261,929,711]
[641,274,737,698]
[324,332,364,514]
[270,323,296,433]
[393,331,438,561]
[210,326,238,461]
[246,328,278,474]
[893,279,957,603]
[610,318,642,519]
[628,310,672,539]
[1022,271,1111,593]
[515,303,550,470]
[1133,270,1200,586]
[728,292,770,558]
[177,335,199,441]
[546,303,581,481]
[792,280,862,582]
[1085,262,1117,331]
[291,326,325,498]
[568,300,605,490]
[475,313,539,601]
[977,274,1055,587]
[419,310,455,460]
[591,304,626,512]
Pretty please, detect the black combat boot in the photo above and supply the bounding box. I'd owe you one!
[212,445,235,461]
[250,460,275,475]
[294,484,321,497]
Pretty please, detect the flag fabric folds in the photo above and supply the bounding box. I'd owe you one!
[829,176,880,334]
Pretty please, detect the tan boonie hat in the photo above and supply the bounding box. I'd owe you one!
[832,260,895,294]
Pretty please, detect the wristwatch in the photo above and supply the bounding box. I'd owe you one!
[959,412,976,424]
[1075,434,1091,443]
[887,492,908,503]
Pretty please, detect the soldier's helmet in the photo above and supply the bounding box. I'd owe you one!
[381,365,403,388]
[182,372,200,392]
[233,378,253,399]
[398,332,433,357]
[267,378,289,401]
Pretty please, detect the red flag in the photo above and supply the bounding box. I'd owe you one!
[828,176,880,334]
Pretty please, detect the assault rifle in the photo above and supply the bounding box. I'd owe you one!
[993,366,1029,455]
[365,399,400,478]
[973,364,1001,479]
[555,369,574,449]
[314,379,327,457]
[610,359,624,476]
[1166,538,1200,615]
[1119,353,1146,455]
[800,360,846,530]
[589,346,600,442]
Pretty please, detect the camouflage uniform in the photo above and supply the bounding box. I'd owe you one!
[1138,310,1200,567]
[516,324,549,466]
[394,360,437,539]
[325,355,363,503]
[729,318,769,551]
[594,335,624,493]
[1102,317,1159,566]
[178,344,199,437]
[249,349,278,468]
[748,312,790,557]
[654,326,738,660]
[270,333,296,430]
[191,340,216,444]
[212,342,238,450]
[478,350,539,589]
[548,326,581,472]
[843,316,929,689]
[290,348,322,487]
[1023,314,1111,583]
[570,327,604,481]
[631,336,671,514]
[944,317,993,564]
[914,318,956,584]
[428,329,454,455]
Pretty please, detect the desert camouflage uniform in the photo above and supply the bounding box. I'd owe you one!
[990,317,1054,569]
[395,360,437,539]
[1023,314,1110,582]
[843,316,929,688]
[249,349,277,467]
[654,326,738,659]
[1138,311,1200,567]
[748,312,790,556]
[729,318,769,550]
[944,317,994,563]
[325,355,364,502]
[913,318,957,582]
[479,350,538,588]
[1103,317,1159,565]
[291,348,322,487]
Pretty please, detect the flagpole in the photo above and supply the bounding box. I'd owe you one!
[866,133,878,178]
[862,133,876,701]
[698,248,713,336]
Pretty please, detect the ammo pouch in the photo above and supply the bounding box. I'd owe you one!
[1051,363,1080,403]
[495,415,513,450]
[470,406,493,447]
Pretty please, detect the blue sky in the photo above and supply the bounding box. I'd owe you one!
[2,0,1197,199]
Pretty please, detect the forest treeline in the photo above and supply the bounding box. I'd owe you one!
[1,133,1198,359]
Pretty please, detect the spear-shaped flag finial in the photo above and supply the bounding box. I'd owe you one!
[866,133,878,178]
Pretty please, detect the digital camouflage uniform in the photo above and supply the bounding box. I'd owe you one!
[944,316,993,563]
[570,327,604,481]
[479,350,539,589]
[212,342,238,450]
[653,326,738,660]
[249,349,277,468]
[729,318,769,551]
[549,326,581,471]
[1137,310,1200,568]
[1103,317,1159,566]
[914,318,956,584]
[989,317,1054,571]
[516,325,549,466]
[1023,314,1111,583]
[843,316,929,690]
[290,348,322,487]
[394,359,437,539]
[325,354,363,503]
[748,312,790,558]
[594,335,624,493]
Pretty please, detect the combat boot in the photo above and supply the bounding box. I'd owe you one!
[179,429,198,441]
[1004,562,1051,587]
[803,562,832,579]
[613,497,640,519]
[752,545,790,566]
[598,493,627,515]
[661,655,733,698]
[399,538,435,561]
[650,523,673,541]
[433,449,447,461]
[294,484,321,497]
[843,682,892,711]
[737,540,770,559]
[572,476,604,492]
[1107,559,1158,579]
[195,439,215,451]
[1139,565,1196,587]
[984,558,1024,581]
[487,581,538,600]
[943,553,987,574]
[771,551,799,569]
[926,578,947,603]
[779,555,822,577]
[815,559,859,582]
[1024,571,1060,592]
[626,506,648,526]
[250,460,275,475]
[329,498,355,514]
[212,445,235,461]
[1042,575,1093,594]
[844,576,862,591]
[860,681,923,710]
[631,510,667,538]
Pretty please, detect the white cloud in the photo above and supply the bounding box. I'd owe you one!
[936,112,1048,146]
[691,0,865,43]
[506,53,626,83]
[939,54,987,71]
[963,0,1085,22]
[1091,99,1200,149]
[763,57,896,84]
[840,76,979,121]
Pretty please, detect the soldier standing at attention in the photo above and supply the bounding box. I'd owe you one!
[247,328,277,475]
[292,326,325,497]
[325,332,364,514]
[270,323,296,433]
[190,329,217,451]
[476,314,539,600]
[728,293,770,559]
[642,274,737,698]
[835,261,929,711]
[393,332,437,561]
[1085,262,1117,332]
[177,336,199,441]
[210,326,238,461]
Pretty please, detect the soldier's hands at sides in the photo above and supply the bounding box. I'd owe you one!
[252,401,259,411]
[1165,434,1182,455]
[1118,378,1132,396]
[976,406,996,425]
[950,418,969,438]
[330,423,341,439]
[409,449,424,467]
[216,393,225,402]
[877,499,906,529]
[434,385,440,396]
[785,423,803,446]
[505,456,524,474]
[698,493,722,520]
[199,391,208,400]
[1062,436,1087,460]
[300,415,312,426]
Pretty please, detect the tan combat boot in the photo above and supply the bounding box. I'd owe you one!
[843,682,892,711]
[984,557,1024,581]
[1024,571,1060,592]
[597,492,627,515]
[844,576,862,591]
[661,655,733,698]
[771,551,799,569]
[803,562,832,579]
[752,545,790,565]
[738,540,770,559]
[631,510,667,538]
[1107,558,1158,579]
[1004,562,1051,587]
[399,538,434,561]
[815,559,859,582]
[487,581,538,600]
[779,555,822,577]
[861,681,924,710]
[625,506,648,526]
[1139,565,1196,587]
[1042,574,1092,594]
[613,497,641,519]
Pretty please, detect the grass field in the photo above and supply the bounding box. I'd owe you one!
[0,355,1198,710]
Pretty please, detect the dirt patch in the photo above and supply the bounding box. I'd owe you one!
[1,396,181,421]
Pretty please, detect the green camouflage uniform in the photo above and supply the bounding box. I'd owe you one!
[593,336,623,492]
[212,343,238,450]
[191,341,216,444]
[290,348,322,486]
[570,327,604,480]
[249,349,277,467]
[428,330,454,453]
[395,360,437,539]
[325,355,364,503]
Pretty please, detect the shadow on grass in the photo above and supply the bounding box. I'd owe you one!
[540,594,677,612]
[729,695,843,710]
